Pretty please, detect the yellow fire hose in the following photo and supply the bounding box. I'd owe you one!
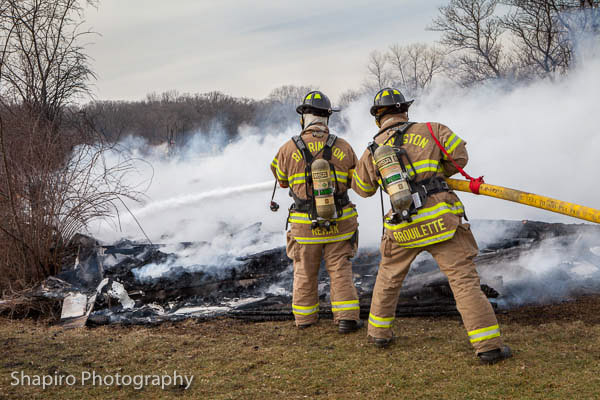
[446,178,600,224]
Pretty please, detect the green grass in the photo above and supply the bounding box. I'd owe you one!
[1,297,600,399]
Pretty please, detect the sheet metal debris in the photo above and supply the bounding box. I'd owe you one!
[24,220,600,327]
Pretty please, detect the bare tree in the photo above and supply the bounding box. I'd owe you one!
[501,0,574,77]
[388,43,446,95]
[0,0,97,125]
[0,0,141,294]
[363,50,393,92]
[549,0,600,38]
[430,0,508,84]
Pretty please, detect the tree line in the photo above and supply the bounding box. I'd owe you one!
[81,86,312,146]
[362,0,599,97]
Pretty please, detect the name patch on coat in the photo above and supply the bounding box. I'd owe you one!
[392,218,446,244]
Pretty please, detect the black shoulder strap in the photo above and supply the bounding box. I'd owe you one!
[323,134,337,161]
[373,121,410,140]
[368,141,378,156]
[292,135,312,164]
[384,122,416,147]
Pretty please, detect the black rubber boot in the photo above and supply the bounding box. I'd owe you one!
[367,335,394,348]
[297,322,315,329]
[478,345,513,364]
[338,319,364,334]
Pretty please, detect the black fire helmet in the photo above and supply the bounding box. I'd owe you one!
[370,87,414,116]
[296,91,340,117]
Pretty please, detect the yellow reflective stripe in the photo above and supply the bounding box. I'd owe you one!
[444,133,456,148]
[306,93,313,100]
[295,231,355,244]
[332,307,360,312]
[292,303,319,316]
[271,158,287,180]
[443,133,463,158]
[337,209,358,221]
[289,172,306,187]
[400,229,456,248]
[288,206,357,224]
[334,171,348,183]
[412,159,439,167]
[293,303,319,310]
[331,300,359,312]
[470,332,500,343]
[368,313,394,328]
[468,324,501,343]
[447,137,462,154]
[384,202,464,231]
[384,208,459,230]
[314,93,321,99]
[293,309,318,316]
[332,300,359,305]
[353,170,376,193]
[382,90,390,96]
[288,210,357,224]
[289,171,349,187]
[468,324,500,336]
[407,160,441,177]
[369,313,394,322]
[369,320,392,328]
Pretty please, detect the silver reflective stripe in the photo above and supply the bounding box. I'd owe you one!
[469,328,500,342]
[413,204,463,220]
[445,134,458,150]
[289,207,357,225]
[414,162,439,171]
[331,302,359,311]
[385,203,464,230]
[368,315,393,328]
[288,214,311,222]
[334,172,348,183]
[292,304,319,315]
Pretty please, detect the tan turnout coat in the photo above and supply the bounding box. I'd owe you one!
[271,124,359,244]
[352,114,468,248]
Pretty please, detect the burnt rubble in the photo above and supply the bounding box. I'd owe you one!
[29,219,600,326]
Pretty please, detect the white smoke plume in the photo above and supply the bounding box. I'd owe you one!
[90,41,599,290]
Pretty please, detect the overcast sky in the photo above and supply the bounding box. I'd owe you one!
[84,0,445,102]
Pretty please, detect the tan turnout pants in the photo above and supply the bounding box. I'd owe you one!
[368,223,503,354]
[286,232,360,326]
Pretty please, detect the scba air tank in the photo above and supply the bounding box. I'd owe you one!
[373,145,413,214]
[311,159,336,219]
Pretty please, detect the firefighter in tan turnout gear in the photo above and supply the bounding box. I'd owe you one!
[352,87,512,364]
[270,91,362,333]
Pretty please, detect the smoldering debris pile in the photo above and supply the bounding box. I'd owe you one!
[25,220,600,327]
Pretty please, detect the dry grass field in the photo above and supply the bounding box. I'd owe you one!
[1,296,600,399]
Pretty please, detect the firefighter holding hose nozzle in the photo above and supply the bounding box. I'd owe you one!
[352,87,512,364]
[269,91,362,333]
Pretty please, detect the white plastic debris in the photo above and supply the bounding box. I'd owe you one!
[107,281,135,310]
[60,293,88,319]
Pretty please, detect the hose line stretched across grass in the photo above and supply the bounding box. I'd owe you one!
[446,178,600,224]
